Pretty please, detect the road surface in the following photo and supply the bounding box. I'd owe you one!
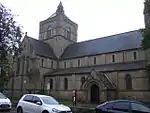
[1,107,16,113]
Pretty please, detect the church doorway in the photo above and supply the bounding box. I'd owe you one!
[90,84,100,103]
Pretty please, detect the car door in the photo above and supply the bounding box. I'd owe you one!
[109,101,130,113]
[22,95,34,113]
[31,96,43,113]
[131,102,150,113]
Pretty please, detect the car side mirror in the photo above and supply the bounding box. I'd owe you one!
[36,101,42,105]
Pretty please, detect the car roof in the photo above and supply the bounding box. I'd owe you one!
[96,99,150,109]
[23,94,50,98]
[105,99,144,104]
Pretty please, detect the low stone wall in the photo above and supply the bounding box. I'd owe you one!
[2,89,46,100]
[118,91,150,102]
[75,90,87,103]
[4,89,150,105]
[49,90,73,100]
[71,107,95,113]
[49,89,117,103]
[49,90,89,103]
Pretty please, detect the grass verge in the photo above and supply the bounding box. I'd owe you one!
[58,99,73,107]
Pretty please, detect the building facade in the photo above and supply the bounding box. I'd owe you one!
[8,1,150,103]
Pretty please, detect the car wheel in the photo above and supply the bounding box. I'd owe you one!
[17,107,23,113]
[42,110,49,113]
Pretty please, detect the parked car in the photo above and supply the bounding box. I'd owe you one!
[0,92,12,111]
[95,100,150,113]
[17,94,72,113]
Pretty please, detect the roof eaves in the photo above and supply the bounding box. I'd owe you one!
[64,15,78,27]
[36,54,57,60]
[42,35,75,43]
[44,61,146,76]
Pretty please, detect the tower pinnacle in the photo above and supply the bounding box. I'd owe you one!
[56,1,64,15]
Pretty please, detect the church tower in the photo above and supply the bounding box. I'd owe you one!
[39,2,78,58]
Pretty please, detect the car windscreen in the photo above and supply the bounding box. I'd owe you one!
[41,96,59,105]
[0,92,7,99]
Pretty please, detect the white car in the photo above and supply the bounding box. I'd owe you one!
[17,94,72,113]
[0,92,12,111]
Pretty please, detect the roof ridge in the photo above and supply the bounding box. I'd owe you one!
[27,36,42,41]
[27,36,50,45]
[76,29,141,45]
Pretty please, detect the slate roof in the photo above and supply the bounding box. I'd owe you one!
[44,61,146,76]
[61,30,143,59]
[27,37,57,59]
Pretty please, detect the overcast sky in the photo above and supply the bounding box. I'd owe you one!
[1,0,145,42]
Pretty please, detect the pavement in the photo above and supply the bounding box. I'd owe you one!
[1,103,96,113]
[3,101,149,113]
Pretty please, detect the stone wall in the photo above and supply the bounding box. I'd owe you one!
[59,49,145,68]
[118,91,150,102]
[44,69,150,103]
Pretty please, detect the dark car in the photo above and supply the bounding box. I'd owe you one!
[95,100,150,113]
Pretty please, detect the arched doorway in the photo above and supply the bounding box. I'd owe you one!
[91,84,100,103]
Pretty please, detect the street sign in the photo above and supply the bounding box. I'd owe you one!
[24,80,27,84]
[47,83,50,90]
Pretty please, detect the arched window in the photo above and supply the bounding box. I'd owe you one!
[66,28,71,39]
[47,27,53,37]
[50,78,53,90]
[64,78,68,90]
[64,62,66,68]
[22,56,25,74]
[51,61,53,68]
[81,76,86,85]
[94,57,96,64]
[112,54,115,62]
[41,59,44,67]
[133,51,137,60]
[17,58,20,74]
[78,59,80,67]
[26,57,29,73]
[125,74,132,89]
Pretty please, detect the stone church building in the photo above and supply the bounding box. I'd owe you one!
[9,1,150,103]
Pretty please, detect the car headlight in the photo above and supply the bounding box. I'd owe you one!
[52,108,60,113]
[8,101,12,105]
